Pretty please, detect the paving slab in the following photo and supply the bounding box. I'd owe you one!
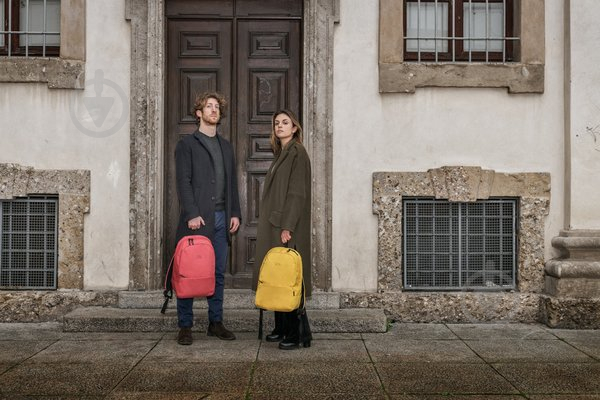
[106,393,242,400]
[251,394,387,399]
[493,363,600,394]
[547,329,600,341]
[447,323,556,340]
[0,363,13,375]
[363,323,459,340]
[312,332,362,340]
[565,338,600,359]
[0,322,64,341]
[465,339,595,363]
[60,331,166,340]
[3,396,104,400]
[114,361,251,394]
[376,362,519,394]
[528,396,600,400]
[364,338,483,363]
[145,337,260,363]
[0,362,131,396]
[0,340,55,363]
[250,362,383,396]
[27,339,157,364]
[258,339,369,362]
[390,396,527,399]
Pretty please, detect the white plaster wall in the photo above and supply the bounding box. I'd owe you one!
[567,0,600,229]
[332,0,565,291]
[0,0,131,290]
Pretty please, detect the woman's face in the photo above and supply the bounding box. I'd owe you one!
[274,113,297,145]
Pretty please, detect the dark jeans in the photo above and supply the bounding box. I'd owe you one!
[177,210,228,327]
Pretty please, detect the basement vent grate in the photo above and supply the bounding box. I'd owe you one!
[403,197,517,290]
[1,196,58,289]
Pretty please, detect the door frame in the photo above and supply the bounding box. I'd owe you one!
[125,0,339,291]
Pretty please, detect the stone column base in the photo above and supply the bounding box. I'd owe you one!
[543,230,600,328]
[540,295,600,329]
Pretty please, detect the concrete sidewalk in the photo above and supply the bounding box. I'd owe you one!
[0,322,599,399]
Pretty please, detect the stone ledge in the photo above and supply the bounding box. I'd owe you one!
[540,295,600,329]
[62,307,388,333]
[119,290,341,310]
[0,57,85,89]
[379,62,545,94]
[0,291,118,322]
[341,291,541,323]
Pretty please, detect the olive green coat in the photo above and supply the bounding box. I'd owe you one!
[252,141,312,297]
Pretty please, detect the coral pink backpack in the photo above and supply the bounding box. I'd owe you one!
[161,235,215,313]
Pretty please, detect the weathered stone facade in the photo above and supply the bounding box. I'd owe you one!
[0,163,90,289]
[365,166,551,322]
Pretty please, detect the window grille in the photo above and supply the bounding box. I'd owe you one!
[403,197,517,290]
[1,0,61,57]
[0,195,58,289]
[404,0,518,63]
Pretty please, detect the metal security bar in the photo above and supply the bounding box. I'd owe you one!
[404,0,518,63]
[403,197,517,290]
[0,0,61,57]
[0,196,58,289]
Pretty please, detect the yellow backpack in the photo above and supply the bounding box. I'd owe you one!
[255,247,303,312]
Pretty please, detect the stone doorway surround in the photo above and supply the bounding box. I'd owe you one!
[342,166,552,322]
[125,0,339,291]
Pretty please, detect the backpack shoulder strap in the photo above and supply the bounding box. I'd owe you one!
[160,255,175,314]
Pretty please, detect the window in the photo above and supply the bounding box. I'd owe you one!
[1,0,61,57]
[404,0,516,62]
[378,0,545,93]
[403,197,517,290]
[0,195,58,290]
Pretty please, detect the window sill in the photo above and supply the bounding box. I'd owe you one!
[0,57,85,89]
[379,62,545,94]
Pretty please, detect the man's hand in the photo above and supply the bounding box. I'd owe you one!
[188,216,205,230]
[281,229,292,244]
[229,217,240,233]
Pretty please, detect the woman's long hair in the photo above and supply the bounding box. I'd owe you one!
[270,109,303,155]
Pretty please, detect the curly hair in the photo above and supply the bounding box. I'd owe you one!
[193,92,227,121]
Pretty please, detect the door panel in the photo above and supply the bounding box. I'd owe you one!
[165,1,302,288]
[233,19,301,287]
[165,19,233,268]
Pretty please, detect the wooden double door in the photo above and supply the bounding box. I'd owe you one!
[165,0,303,288]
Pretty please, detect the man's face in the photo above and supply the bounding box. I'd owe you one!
[196,97,221,126]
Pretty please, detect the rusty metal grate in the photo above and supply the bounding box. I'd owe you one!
[1,196,58,289]
[403,197,517,290]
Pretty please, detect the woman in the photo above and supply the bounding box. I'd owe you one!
[253,109,312,350]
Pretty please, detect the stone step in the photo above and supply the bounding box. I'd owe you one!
[62,307,388,333]
[118,289,341,310]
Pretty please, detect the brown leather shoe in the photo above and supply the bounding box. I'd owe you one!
[207,321,236,340]
[177,327,193,345]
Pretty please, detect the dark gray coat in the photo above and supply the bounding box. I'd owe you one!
[175,131,241,243]
[253,141,312,297]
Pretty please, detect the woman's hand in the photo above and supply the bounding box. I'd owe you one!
[281,229,292,244]
[187,216,205,230]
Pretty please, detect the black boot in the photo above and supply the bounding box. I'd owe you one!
[266,311,285,342]
[278,311,300,350]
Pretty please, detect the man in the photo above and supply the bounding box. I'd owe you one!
[174,92,241,345]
